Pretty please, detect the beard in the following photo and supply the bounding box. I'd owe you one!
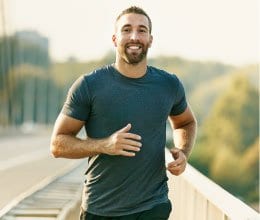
[120,42,149,65]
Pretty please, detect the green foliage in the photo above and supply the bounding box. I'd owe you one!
[189,138,213,176]
[190,73,234,125]
[209,138,259,203]
[190,64,258,125]
[191,73,259,206]
[201,75,258,152]
[210,147,243,193]
[240,138,259,202]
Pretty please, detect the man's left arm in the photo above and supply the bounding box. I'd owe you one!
[167,105,197,176]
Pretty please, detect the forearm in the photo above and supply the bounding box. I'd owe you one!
[173,120,197,159]
[51,134,107,159]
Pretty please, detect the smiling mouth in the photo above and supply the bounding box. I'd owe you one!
[127,45,141,50]
[126,44,143,54]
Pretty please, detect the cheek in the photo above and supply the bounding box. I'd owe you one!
[117,38,127,47]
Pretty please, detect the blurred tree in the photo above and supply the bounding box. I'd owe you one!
[199,75,258,153]
[240,138,259,203]
[190,74,259,205]
[210,146,243,193]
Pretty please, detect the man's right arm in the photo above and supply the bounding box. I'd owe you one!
[50,114,142,159]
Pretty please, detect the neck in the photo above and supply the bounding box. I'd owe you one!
[114,57,147,78]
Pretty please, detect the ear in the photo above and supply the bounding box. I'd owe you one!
[148,35,153,48]
[112,34,117,47]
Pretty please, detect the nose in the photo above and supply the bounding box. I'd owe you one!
[130,31,139,41]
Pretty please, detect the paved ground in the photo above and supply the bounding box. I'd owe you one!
[0,129,86,211]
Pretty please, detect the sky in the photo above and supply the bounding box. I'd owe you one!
[4,0,260,66]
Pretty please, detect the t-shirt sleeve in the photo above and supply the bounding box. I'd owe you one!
[169,78,188,116]
[61,75,91,121]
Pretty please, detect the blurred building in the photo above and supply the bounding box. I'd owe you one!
[15,30,49,50]
[0,28,53,127]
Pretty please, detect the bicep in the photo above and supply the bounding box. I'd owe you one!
[52,113,85,137]
[168,105,196,129]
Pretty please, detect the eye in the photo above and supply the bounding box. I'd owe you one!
[122,28,131,33]
[139,29,147,33]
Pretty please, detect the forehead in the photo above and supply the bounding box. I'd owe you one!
[116,13,150,30]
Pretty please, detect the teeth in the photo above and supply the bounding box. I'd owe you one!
[128,46,140,49]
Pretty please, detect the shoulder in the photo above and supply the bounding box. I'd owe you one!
[68,65,111,93]
[70,65,112,90]
[148,66,181,85]
[78,65,114,94]
[83,65,112,82]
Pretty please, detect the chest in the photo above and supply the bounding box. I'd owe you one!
[90,81,174,127]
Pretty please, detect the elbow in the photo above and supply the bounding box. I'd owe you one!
[50,147,60,158]
[189,112,198,130]
[50,137,62,158]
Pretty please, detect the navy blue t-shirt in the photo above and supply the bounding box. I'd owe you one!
[62,65,187,216]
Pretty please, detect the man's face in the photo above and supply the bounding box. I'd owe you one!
[112,13,153,65]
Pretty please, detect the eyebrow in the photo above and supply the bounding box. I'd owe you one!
[121,24,149,31]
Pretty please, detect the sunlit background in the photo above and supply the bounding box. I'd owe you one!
[3,0,259,65]
[0,0,259,217]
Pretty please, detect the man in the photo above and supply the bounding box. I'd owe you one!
[51,6,197,220]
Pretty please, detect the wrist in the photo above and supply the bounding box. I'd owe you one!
[84,137,107,156]
[96,137,110,155]
[179,148,189,159]
[173,147,188,158]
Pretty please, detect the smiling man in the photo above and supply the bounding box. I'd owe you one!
[50,6,197,220]
[113,11,152,66]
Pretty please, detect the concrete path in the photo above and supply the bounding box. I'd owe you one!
[0,130,85,211]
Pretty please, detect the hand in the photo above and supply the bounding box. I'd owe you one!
[167,148,187,176]
[103,124,142,157]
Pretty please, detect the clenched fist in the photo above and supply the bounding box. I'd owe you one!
[167,148,187,176]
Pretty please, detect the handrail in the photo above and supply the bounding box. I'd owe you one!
[165,150,259,220]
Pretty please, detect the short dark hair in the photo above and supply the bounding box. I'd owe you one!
[116,6,152,34]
